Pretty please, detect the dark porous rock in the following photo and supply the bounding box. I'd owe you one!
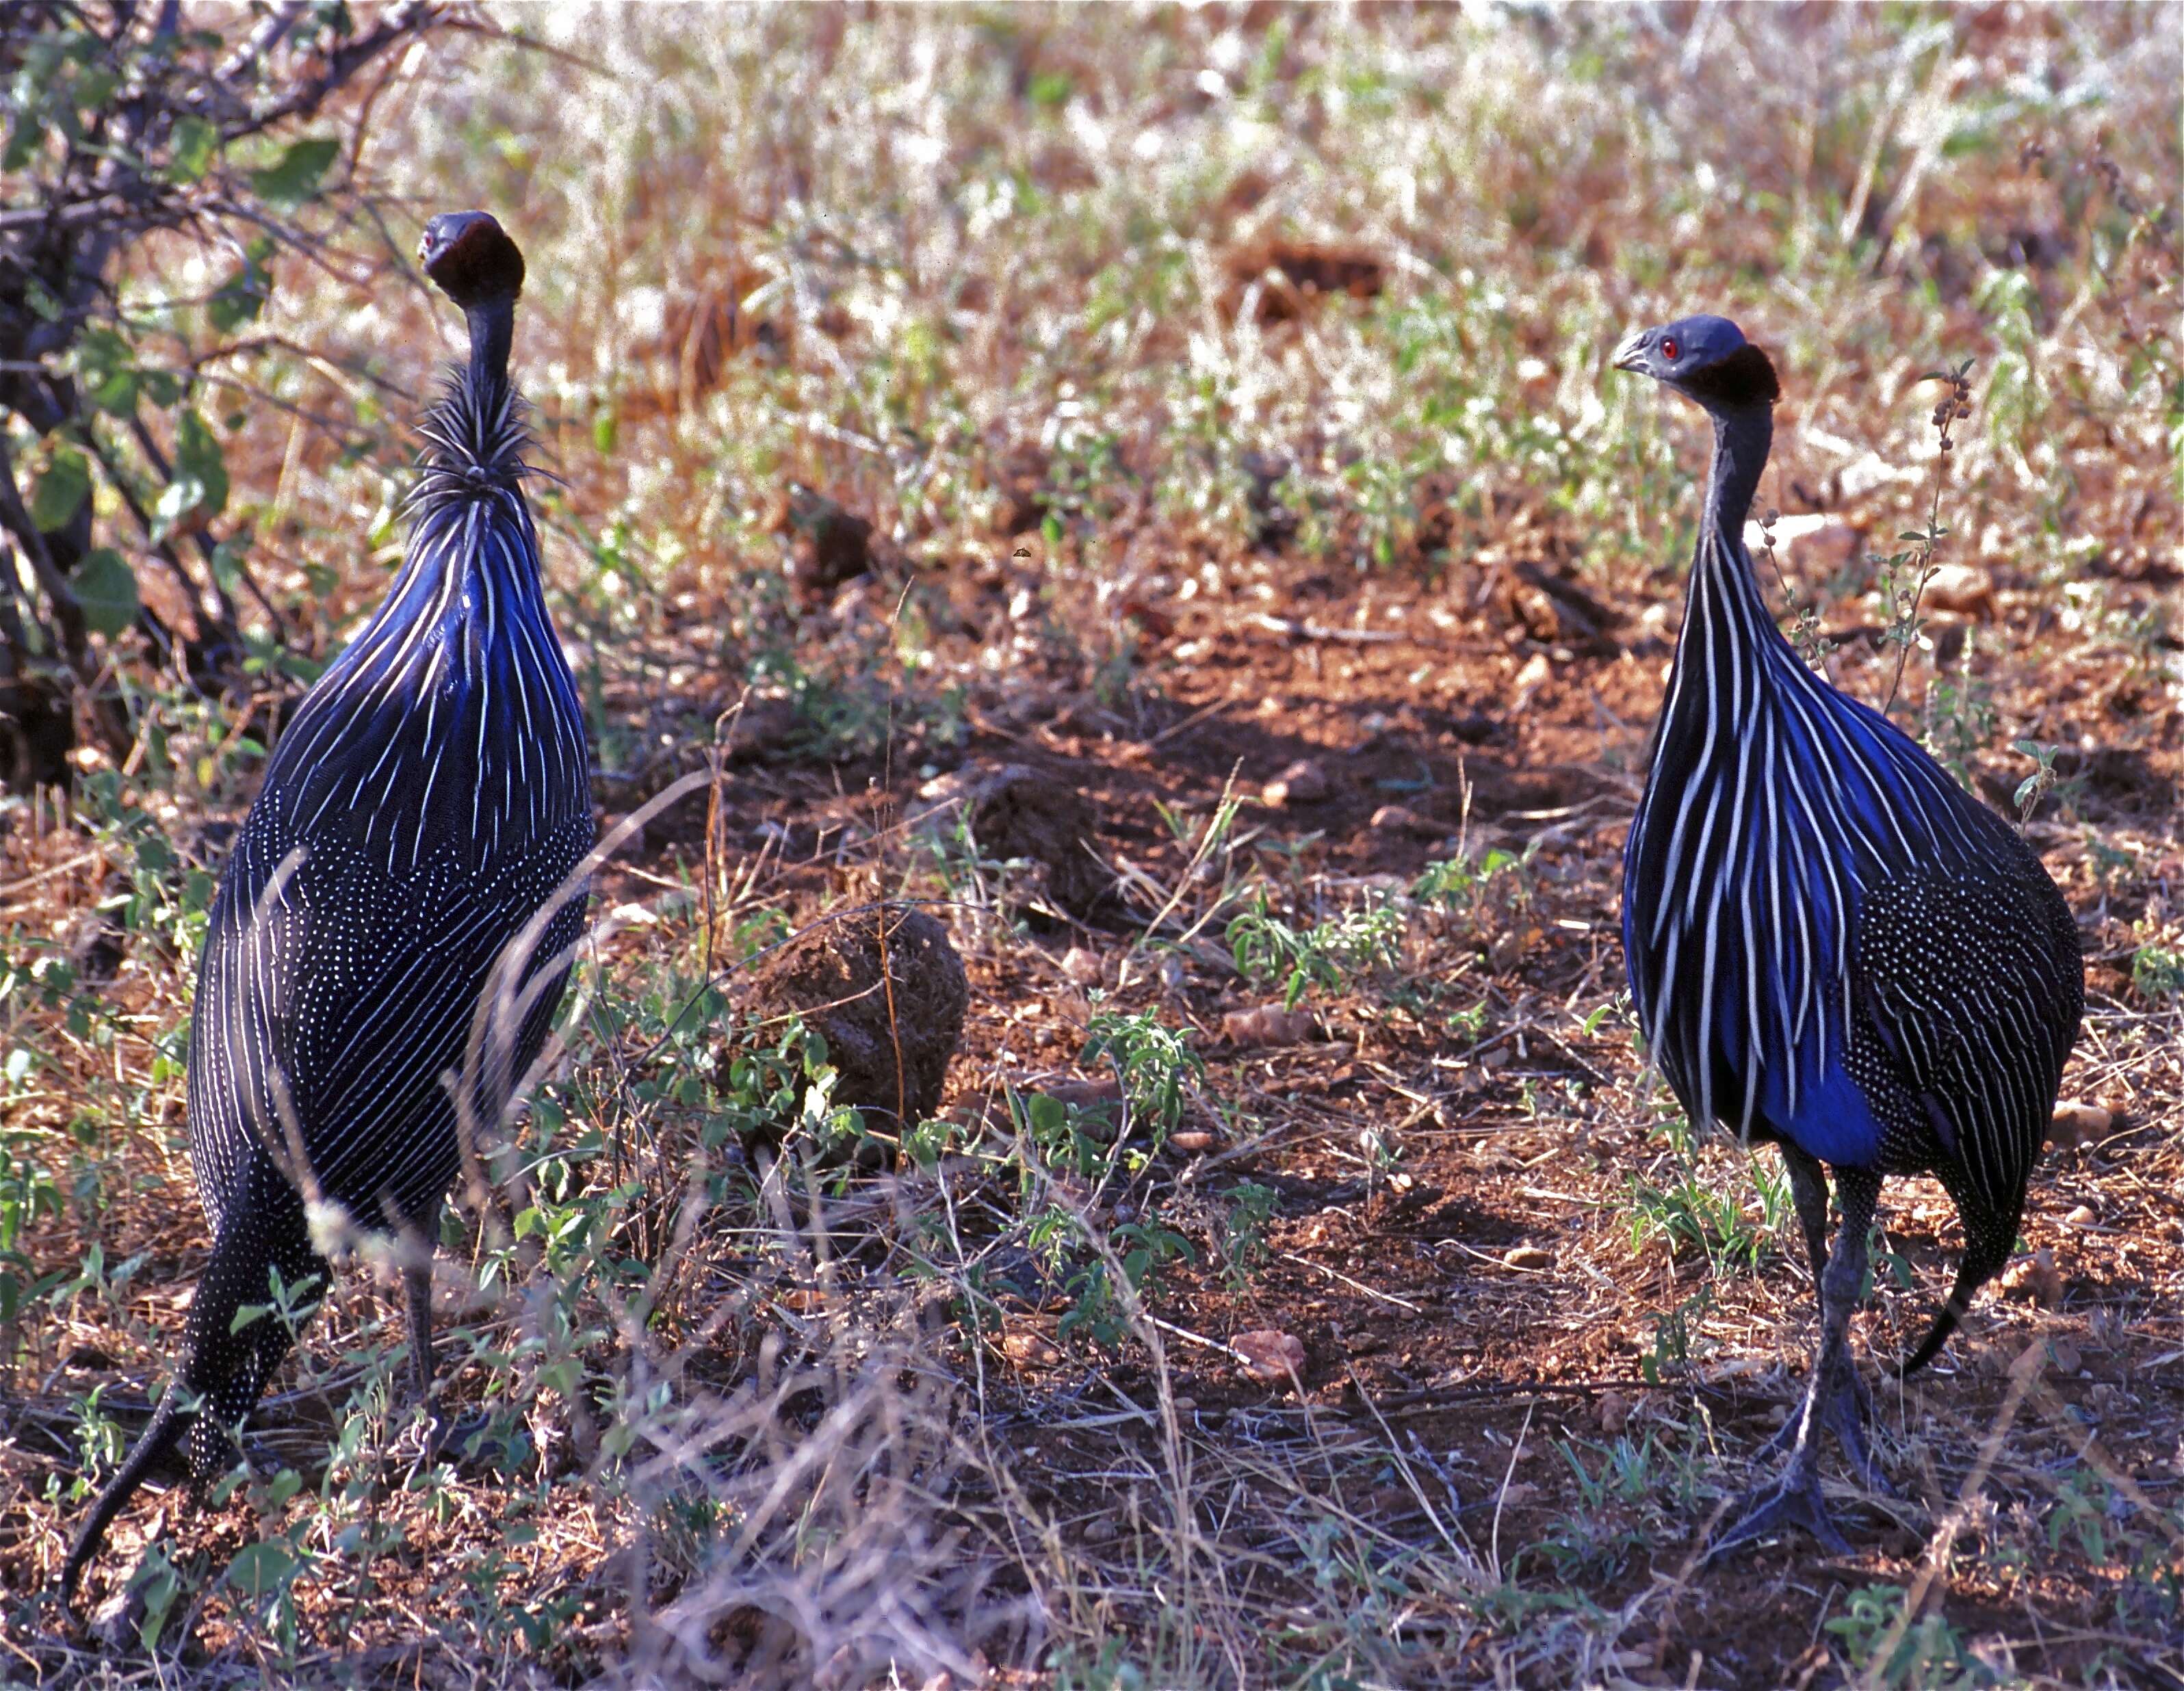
[774,482,874,603]
[915,763,1112,919]
[746,904,967,1136]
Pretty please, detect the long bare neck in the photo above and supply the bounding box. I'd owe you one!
[464,298,515,405]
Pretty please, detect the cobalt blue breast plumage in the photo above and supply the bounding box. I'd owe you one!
[1614,315,2081,1559]
[64,212,593,1605]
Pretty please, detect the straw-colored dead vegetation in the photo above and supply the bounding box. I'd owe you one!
[3,5,2180,1687]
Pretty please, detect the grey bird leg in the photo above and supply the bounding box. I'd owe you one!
[395,1209,489,1465]
[1705,1166,1883,1562]
[1780,1144,1830,1316]
[405,1261,436,1407]
[1755,1151,1892,1493]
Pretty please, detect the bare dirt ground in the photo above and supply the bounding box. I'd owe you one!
[1,6,2179,1688]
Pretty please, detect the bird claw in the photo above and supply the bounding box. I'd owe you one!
[1702,1454,1858,1564]
[1754,1363,1898,1497]
[399,1406,496,1484]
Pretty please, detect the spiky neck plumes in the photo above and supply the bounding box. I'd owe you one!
[255,210,586,867]
[416,211,529,491]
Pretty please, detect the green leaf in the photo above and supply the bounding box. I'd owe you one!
[70,549,140,635]
[75,326,140,414]
[209,534,248,593]
[224,1541,298,1599]
[167,114,220,183]
[207,260,269,332]
[166,410,229,521]
[230,1300,270,1334]
[31,448,91,532]
[4,113,45,173]
[70,68,116,112]
[250,135,339,208]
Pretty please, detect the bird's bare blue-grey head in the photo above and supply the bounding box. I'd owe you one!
[1613,314,1779,412]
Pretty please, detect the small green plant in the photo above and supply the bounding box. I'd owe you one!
[1081,1008,1204,1144]
[1921,638,1993,789]
[1641,1286,1715,1385]
[1877,358,1976,716]
[1058,1212,1195,1350]
[2045,1469,2115,1563]
[1217,1179,1280,1291]
[2131,942,2183,1001]
[1824,1582,1990,1690]
[1013,1086,1122,1183]
[1530,1432,1698,1580]
[1412,842,1537,925]
[2012,739,2064,822]
[125,1541,185,1650]
[0,1136,62,1321]
[1625,1172,1773,1276]
[1226,893,1407,1008]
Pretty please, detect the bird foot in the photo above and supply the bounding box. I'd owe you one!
[1754,1359,1899,1499]
[1702,1452,1857,1564]
[398,1406,497,1484]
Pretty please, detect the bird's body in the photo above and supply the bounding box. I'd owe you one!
[1613,316,2081,1554]
[64,213,590,1603]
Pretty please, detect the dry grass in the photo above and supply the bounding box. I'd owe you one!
[2,5,2180,1687]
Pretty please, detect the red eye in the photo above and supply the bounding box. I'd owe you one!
[1661,337,1678,359]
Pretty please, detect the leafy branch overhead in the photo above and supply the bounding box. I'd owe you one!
[0,1,443,790]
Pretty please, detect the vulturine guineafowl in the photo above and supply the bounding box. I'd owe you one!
[1613,315,2082,1556]
[62,213,593,1605]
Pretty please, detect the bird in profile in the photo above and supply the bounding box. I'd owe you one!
[1613,315,2081,1556]
[62,213,593,1605]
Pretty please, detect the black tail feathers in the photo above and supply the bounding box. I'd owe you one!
[1898,1230,2015,1380]
[59,1393,188,1609]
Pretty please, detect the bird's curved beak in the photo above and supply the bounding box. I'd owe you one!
[1611,330,1650,373]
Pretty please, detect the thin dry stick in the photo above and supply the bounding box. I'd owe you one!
[1858,1337,2046,1691]
[1882,360,1975,712]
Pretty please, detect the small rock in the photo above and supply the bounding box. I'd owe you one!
[2000,1248,2062,1309]
[1368,802,1438,835]
[1061,945,1105,987]
[1171,1130,1217,1154]
[736,906,967,1158]
[1503,1245,1552,1270]
[2049,1101,2113,1150]
[1222,1004,1314,1047]
[1233,1328,1306,1382]
[773,482,874,602]
[1002,1330,1063,1367]
[1496,1480,1539,1509]
[1921,562,1995,616]
[1262,757,1330,808]
[2064,1203,2099,1228]
[914,763,1112,917]
[1598,1390,1633,1435]
[1744,514,1862,572]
